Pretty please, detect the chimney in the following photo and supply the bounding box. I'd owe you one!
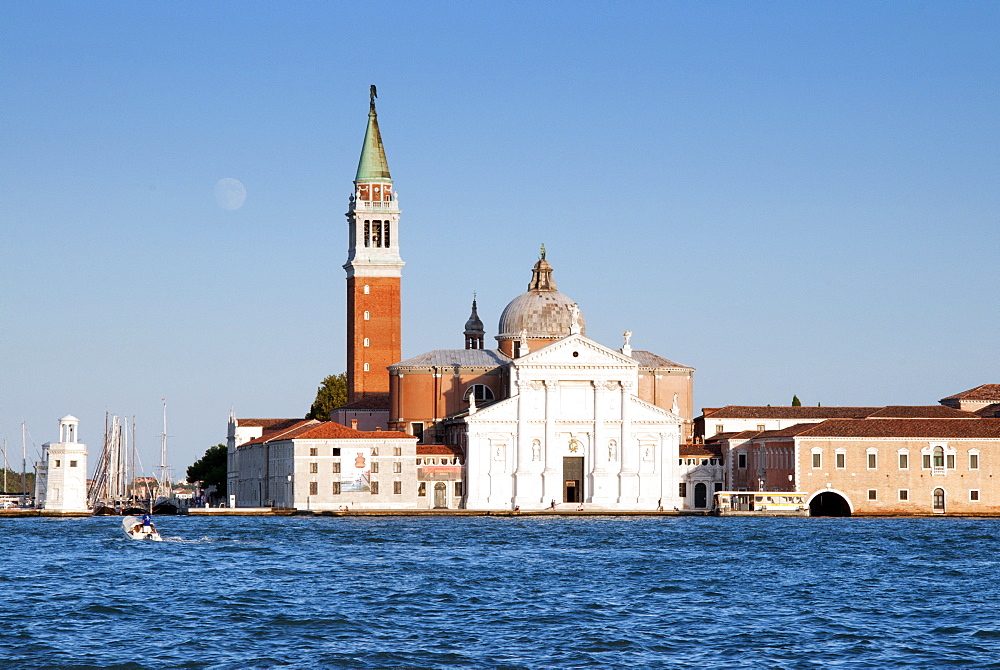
[351,419,358,430]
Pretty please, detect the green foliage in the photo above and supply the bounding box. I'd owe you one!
[0,469,33,494]
[791,395,802,407]
[307,373,348,420]
[186,444,227,497]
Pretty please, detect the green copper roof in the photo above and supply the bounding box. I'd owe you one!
[355,100,392,183]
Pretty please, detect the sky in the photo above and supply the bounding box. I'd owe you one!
[2,1,997,478]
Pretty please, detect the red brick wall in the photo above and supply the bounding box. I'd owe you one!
[347,276,400,401]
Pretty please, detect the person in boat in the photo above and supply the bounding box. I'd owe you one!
[141,513,152,531]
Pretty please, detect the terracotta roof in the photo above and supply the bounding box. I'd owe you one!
[679,443,722,457]
[977,404,1000,418]
[241,420,317,445]
[630,351,694,370]
[706,430,759,442]
[799,419,1000,439]
[867,405,976,419]
[704,406,879,419]
[417,444,464,456]
[391,349,511,369]
[241,420,413,445]
[754,423,820,438]
[941,384,1000,402]
[335,394,390,411]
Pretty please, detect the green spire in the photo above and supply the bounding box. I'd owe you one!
[355,85,392,182]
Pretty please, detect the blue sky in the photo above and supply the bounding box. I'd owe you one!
[2,1,997,476]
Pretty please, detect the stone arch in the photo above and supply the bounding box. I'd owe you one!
[808,489,853,517]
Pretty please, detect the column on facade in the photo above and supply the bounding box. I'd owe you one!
[618,380,639,505]
[591,380,613,505]
[513,379,534,506]
[465,431,487,508]
[542,379,561,505]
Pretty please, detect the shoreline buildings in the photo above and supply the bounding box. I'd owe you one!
[227,90,999,516]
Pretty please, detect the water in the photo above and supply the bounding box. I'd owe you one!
[2,516,1000,669]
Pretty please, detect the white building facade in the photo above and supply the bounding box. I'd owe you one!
[459,334,683,511]
[37,415,89,513]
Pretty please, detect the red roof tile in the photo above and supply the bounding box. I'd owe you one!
[941,384,1000,402]
[238,418,304,430]
[703,406,879,419]
[679,443,722,457]
[417,444,464,456]
[799,419,1000,439]
[241,420,413,445]
[867,406,976,418]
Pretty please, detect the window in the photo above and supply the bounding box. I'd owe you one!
[738,453,747,469]
[679,483,687,497]
[363,363,370,372]
[383,221,390,247]
[332,462,341,473]
[970,489,980,502]
[922,453,931,469]
[393,481,402,495]
[455,482,463,497]
[309,482,318,495]
[309,463,318,473]
[898,489,909,501]
[372,447,379,456]
[310,447,318,456]
[363,284,370,294]
[970,453,980,470]
[394,447,402,456]
[836,453,846,469]
[363,338,370,347]
[418,482,426,497]
[54,460,61,467]
[364,220,370,247]
[69,460,77,467]
[371,462,379,473]
[933,487,945,511]
[464,384,495,402]
[411,422,424,443]
[363,311,370,320]
[933,446,944,468]
[812,452,822,469]
[332,482,341,494]
[867,489,877,501]
[757,425,766,431]
[867,452,877,470]
[371,481,379,495]
[393,461,402,473]
[898,452,908,469]
[372,220,382,247]
[714,483,723,492]
[716,424,724,434]
[946,454,955,469]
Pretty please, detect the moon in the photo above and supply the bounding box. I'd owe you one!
[214,178,246,210]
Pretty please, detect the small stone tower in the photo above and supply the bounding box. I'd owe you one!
[40,415,89,512]
[464,296,485,350]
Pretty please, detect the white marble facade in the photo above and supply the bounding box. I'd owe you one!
[462,334,682,510]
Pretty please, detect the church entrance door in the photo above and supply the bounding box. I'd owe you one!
[694,483,707,509]
[563,457,584,503]
[433,482,447,509]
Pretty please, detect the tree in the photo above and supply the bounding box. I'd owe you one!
[791,395,802,406]
[307,373,348,420]
[187,444,227,498]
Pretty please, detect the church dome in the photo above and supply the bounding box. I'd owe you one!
[496,254,585,341]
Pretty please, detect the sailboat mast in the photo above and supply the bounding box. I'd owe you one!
[159,399,169,498]
[21,422,26,500]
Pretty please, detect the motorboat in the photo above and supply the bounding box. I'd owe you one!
[122,515,162,541]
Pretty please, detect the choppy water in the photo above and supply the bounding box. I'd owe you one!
[2,516,1000,669]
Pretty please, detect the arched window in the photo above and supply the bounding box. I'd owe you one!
[363,363,370,372]
[464,384,495,403]
[933,446,944,468]
[363,285,370,294]
[363,311,370,321]
[363,338,370,347]
[933,487,945,511]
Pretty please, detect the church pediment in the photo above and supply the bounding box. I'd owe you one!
[514,334,638,369]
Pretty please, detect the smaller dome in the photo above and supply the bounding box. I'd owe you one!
[464,298,485,336]
[496,254,585,341]
[60,415,79,423]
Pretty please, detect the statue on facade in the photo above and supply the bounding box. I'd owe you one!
[569,303,581,335]
[519,328,529,354]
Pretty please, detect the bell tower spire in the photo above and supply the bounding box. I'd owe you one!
[344,86,403,403]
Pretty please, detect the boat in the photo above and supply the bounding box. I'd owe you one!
[122,515,162,541]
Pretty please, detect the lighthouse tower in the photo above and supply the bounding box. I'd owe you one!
[40,415,89,513]
[343,86,403,403]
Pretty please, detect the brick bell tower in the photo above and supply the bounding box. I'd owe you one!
[344,85,403,403]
